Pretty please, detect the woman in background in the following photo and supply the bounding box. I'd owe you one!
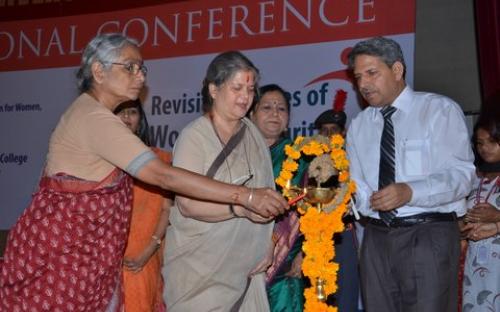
[251,84,308,312]
[461,108,500,312]
[115,100,171,312]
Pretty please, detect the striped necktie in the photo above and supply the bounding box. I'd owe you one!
[378,105,397,225]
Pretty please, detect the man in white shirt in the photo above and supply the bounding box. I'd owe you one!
[346,36,475,312]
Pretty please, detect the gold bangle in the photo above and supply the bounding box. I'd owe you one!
[151,235,162,247]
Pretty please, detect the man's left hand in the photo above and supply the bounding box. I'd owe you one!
[370,183,412,212]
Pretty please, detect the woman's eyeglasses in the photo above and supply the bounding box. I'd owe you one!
[107,62,148,76]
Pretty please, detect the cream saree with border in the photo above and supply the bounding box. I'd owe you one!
[163,117,275,312]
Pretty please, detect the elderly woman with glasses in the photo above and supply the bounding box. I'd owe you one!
[0,34,287,312]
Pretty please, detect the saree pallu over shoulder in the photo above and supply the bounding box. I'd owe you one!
[164,117,274,312]
[266,138,308,312]
[267,138,308,284]
[0,168,133,312]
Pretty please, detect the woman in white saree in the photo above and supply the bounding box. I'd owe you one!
[163,51,277,311]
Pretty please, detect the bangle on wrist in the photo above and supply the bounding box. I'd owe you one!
[496,222,500,234]
[246,188,254,207]
[151,235,162,247]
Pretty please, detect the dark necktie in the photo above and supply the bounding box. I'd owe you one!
[378,105,397,225]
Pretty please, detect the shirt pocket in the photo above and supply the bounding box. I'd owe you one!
[402,139,430,177]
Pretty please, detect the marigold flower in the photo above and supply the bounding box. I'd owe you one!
[294,136,305,145]
[282,159,299,172]
[321,143,330,153]
[285,145,301,159]
[275,176,288,189]
[331,134,344,147]
[302,141,325,156]
[338,171,349,182]
[280,170,293,181]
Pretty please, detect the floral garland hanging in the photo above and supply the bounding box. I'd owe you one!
[277,134,356,312]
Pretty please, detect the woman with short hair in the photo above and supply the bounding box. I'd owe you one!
[164,51,278,312]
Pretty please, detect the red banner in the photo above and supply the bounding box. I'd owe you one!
[0,0,415,71]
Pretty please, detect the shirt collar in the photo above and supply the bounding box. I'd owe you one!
[392,85,413,114]
[369,85,413,119]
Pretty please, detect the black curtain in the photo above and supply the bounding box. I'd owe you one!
[475,0,500,108]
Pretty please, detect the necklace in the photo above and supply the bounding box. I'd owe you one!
[475,176,499,204]
[209,116,253,186]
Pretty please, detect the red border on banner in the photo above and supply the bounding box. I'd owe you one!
[0,0,415,71]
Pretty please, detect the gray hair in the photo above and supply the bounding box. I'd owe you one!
[76,33,139,93]
[347,37,406,78]
[201,51,260,113]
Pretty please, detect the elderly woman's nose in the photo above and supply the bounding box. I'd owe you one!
[136,74,146,85]
[239,88,252,100]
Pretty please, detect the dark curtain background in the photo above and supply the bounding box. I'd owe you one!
[475,0,500,108]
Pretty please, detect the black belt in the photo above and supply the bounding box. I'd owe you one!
[342,214,356,224]
[366,212,457,228]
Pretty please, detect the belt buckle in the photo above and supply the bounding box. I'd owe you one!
[384,219,393,227]
[372,218,392,227]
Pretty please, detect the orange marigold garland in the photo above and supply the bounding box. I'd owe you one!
[277,134,356,312]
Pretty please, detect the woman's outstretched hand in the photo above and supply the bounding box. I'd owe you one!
[244,188,289,218]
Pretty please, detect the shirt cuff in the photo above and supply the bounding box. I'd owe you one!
[125,150,157,177]
[406,180,428,206]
